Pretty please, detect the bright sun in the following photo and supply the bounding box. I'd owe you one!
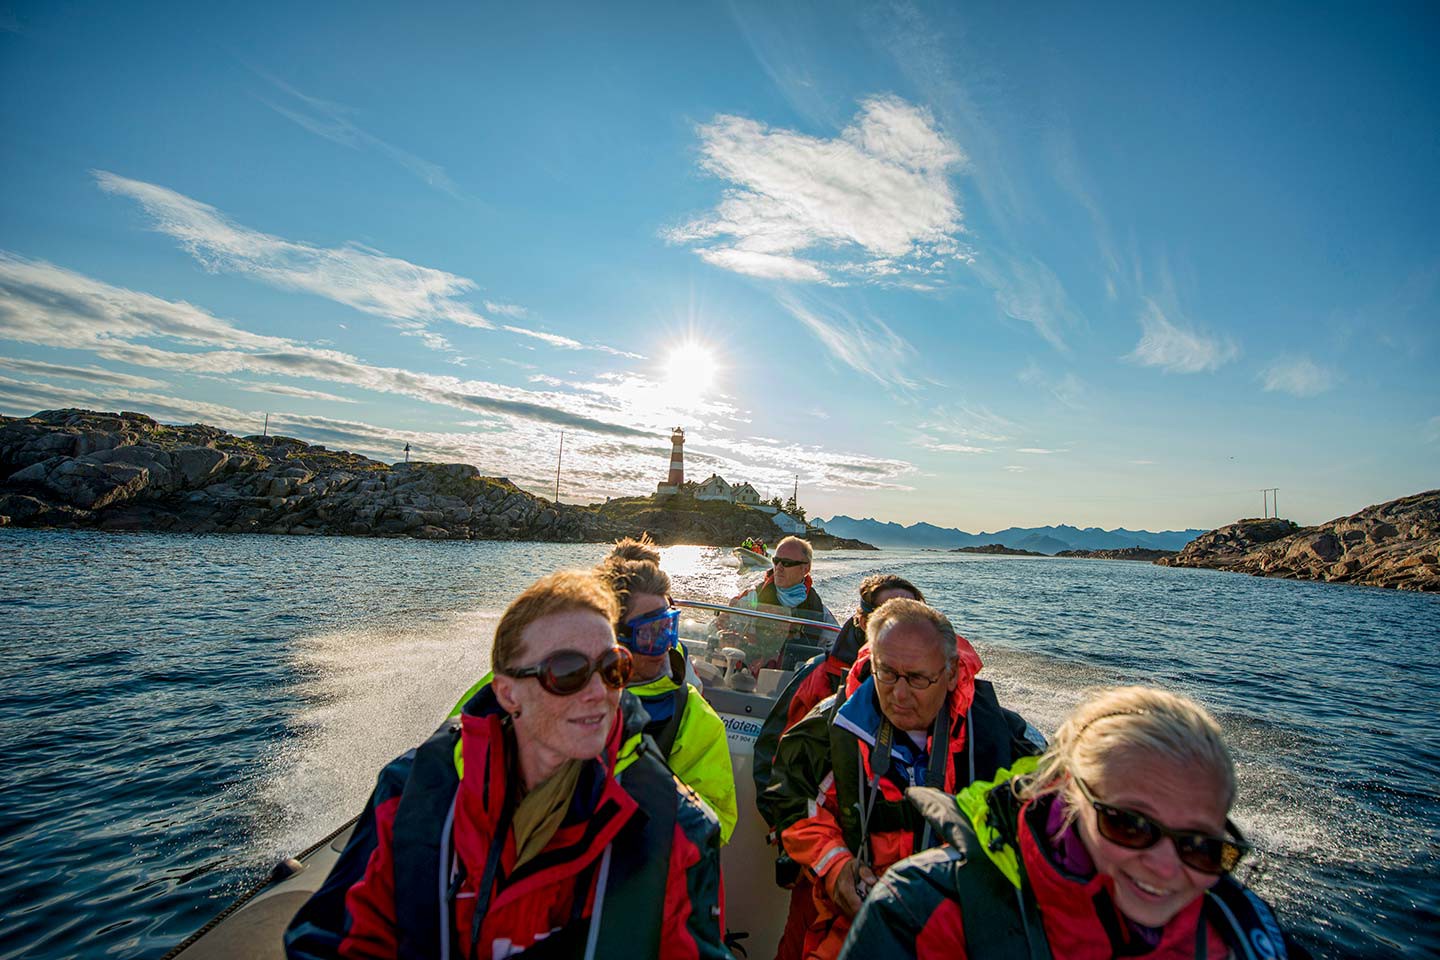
[663,340,720,395]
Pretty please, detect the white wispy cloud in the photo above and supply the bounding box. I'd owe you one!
[1260,356,1334,397]
[1004,464,1026,473]
[668,95,966,285]
[485,301,529,319]
[0,356,165,389]
[970,255,1077,350]
[696,248,829,283]
[1125,299,1238,374]
[0,253,649,437]
[1018,361,1086,409]
[916,403,1015,444]
[916,438,990,454]
[256,70,460,197]
[1015,447,1056,454]
[776,292,918,389]
[701,434,917,493]
[0,374,261,431]
[94,172,635,359]
[1130,459,1156,466]
[868,4,1081,349]
[95,171,489,340]
[502,325,644,359]
[1048,125,1123,296]
[238,382,358,403]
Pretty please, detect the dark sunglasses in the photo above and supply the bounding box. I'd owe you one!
[1074,777,1249,875]
[618,606,681,657]
[773,556,808,569]
[504,646,633,697]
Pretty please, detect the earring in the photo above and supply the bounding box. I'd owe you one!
[511,707,523,718]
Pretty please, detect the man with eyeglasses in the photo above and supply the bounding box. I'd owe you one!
[728,535,837,670]
[761,598,1041,960]
[752,575,926,960]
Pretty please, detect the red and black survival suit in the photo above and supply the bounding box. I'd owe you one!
[761,644,1042,960]
[284,685,727,960]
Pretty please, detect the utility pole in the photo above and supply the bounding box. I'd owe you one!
[554,431,565,504]
[263,412,269,437]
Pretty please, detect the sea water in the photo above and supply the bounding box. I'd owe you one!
[0,528,1435,959]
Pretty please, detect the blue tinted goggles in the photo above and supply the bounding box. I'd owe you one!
[618,606,681,656]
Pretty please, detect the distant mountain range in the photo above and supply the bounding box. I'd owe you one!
[815,515,1205,555]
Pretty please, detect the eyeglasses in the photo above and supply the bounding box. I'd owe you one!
[618,606,680,657]
[773,556,809,569]
[503,646,633,697]
[1073,777,1249,875]
[872,660,946,690]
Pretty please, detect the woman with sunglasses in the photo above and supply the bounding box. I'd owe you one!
[286,570,728,960]
[598,538,738,844]
[838,686,1309,960]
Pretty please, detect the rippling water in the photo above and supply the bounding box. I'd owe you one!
[0,529,1435,958]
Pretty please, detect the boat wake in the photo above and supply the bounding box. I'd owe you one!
[243,609,500,863]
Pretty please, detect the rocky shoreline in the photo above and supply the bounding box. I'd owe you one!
[0,409,875,549]
[1157,491,1439,592]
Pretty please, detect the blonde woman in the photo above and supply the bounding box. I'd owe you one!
[839,686,1310,959]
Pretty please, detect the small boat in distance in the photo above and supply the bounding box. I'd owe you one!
[733,539,772,571]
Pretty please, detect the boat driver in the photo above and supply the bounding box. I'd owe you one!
[726,535,837,673]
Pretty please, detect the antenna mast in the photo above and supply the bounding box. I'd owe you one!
[554,431,565,503]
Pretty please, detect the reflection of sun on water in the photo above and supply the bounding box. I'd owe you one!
[660,544,747,602]
[663,340,720,396]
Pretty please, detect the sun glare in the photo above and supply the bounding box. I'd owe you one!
[663,340,720,396]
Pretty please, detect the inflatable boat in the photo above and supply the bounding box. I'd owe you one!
[733,545,773,572]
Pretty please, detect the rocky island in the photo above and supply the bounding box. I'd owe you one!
[1056,547,1178,561]
[1158,491,1439,592]
[950,543,1046,557]
[0,409,874,549]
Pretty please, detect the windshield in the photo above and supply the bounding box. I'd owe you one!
[676,600,840,696]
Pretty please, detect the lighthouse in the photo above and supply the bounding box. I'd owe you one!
[655,427,685,496]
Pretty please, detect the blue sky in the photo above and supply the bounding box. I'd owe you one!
[1,0,1436,531]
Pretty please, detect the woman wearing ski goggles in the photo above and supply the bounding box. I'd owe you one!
[617,603,682,658]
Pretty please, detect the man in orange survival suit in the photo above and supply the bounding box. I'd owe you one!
[761,598,1042,960]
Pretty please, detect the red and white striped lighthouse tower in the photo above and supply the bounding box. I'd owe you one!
[667,427,685,485]
[656,427,685,496]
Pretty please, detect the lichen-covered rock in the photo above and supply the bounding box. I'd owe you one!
[1159,490,1439,592]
